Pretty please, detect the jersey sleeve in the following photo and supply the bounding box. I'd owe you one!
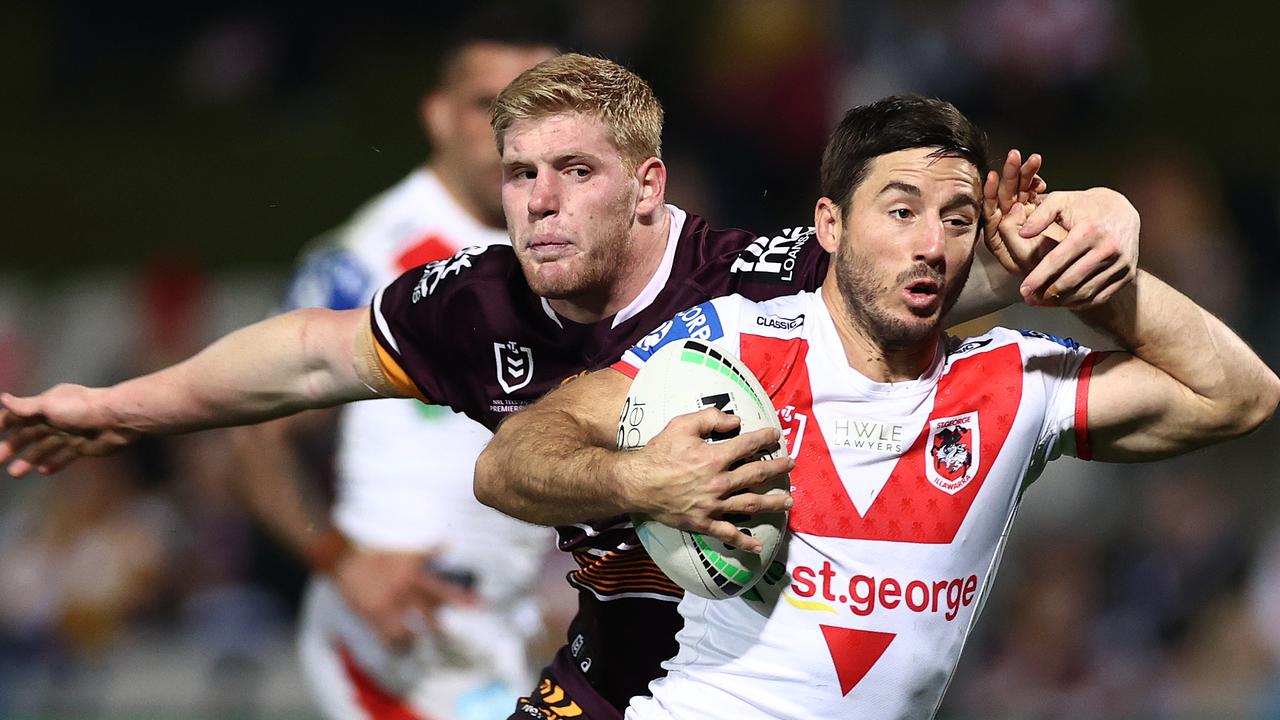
[612,296,744,378]
[1018,329,1101,471]
[724,226,830,299]
[280,244,373,312]
[368,247,492,405]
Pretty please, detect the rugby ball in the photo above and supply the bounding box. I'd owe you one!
[617,337,789,600]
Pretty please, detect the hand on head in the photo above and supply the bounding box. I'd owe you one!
[995,188,1140,309]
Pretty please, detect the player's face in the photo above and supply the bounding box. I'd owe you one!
[500,112,640,300]
[427,43,555,227]
[833,147,981,349]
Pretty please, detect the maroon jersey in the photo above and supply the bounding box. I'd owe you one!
[370,206,828,711]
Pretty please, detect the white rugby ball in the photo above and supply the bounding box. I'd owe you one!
[618,337,789,600]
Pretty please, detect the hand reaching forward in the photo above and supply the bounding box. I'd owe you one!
[0,386,136,477]
[617,407,794,554]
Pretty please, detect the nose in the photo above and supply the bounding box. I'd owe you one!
[913,217,946,268]
[528,172,559,218]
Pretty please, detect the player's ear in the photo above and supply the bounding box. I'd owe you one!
[815,197,843,254]
[634,157,667,219]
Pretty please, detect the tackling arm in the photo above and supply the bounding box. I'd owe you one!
[475,368,792,551]
[0,308,402,476]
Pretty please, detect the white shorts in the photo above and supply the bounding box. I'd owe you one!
[297,577,539,720]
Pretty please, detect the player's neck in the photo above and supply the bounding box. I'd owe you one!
[429,161,505,229]
[821,282,940,383]
[547,206,672,324]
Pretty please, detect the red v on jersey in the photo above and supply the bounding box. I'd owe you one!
[819,625,896,696]
[742,336,1024,543]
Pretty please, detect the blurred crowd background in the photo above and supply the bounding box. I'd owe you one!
[2,1,1279,718]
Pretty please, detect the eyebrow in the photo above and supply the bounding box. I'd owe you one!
[877,181,921,198]
[941,192,980,215]
[502,152,595,167]
[879,181,979,215]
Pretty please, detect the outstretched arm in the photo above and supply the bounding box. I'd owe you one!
[475,368,792,552]
[1002,194,1279,459]
[0,308,401,476]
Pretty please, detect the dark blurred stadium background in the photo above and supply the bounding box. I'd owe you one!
[1,1,1278,717]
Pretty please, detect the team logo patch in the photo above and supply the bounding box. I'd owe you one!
[494,341,534,394]
[925,412,979,494]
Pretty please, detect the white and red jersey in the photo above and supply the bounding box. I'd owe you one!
[284,167,549,719]
[616,289,1098,720]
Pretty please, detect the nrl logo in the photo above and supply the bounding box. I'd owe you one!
[925,412,979,494]
[777,405,807,458]
[494,341,534,394]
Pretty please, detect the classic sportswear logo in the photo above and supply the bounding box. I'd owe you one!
[949,338,992,355]
[729,227,814,282]
[494,341,534,394]
[756,314,805,331]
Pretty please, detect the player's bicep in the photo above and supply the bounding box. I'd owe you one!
[351,310,412,400]
[1084,351,1217,461]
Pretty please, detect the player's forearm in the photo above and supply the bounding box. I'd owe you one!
[947,242,1022,325]
[476,406,634,525]
[1079,271,1280,436]
[103,308,375,435]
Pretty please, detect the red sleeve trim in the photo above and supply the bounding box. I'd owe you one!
[612,359,639,379]
[1074,352,1102,461]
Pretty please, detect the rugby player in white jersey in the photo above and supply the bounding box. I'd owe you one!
[474,96,1280,719]
[224,26,556,720]
[1,56,1149,720]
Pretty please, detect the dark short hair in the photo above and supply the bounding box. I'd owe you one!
[820,95,989,210]
[426,7,563,92]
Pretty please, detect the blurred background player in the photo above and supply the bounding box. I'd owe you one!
[223,20,558,720]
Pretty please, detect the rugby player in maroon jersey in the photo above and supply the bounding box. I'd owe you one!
[2,55,1143,719]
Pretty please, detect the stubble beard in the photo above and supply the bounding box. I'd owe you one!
[833,244,972,353]
[519,210,633,302]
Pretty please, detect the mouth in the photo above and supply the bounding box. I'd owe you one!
[901,278,942,312]
[525,234,576,261]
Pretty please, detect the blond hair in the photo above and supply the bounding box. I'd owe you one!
[490,53,663,169]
